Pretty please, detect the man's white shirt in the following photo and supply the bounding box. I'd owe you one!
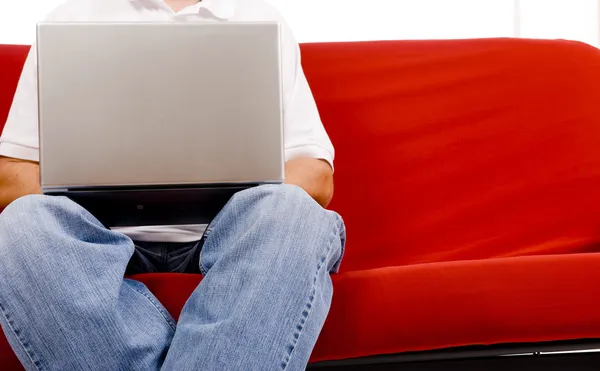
[0,0,334,243]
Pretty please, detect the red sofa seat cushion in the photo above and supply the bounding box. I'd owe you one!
[132,257,600,363]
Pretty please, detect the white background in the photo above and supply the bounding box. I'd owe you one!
[0,0,599,46]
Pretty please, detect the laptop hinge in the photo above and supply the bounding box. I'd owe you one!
[42,187,69,194]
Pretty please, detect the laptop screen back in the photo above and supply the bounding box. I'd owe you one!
[37,22,284,191]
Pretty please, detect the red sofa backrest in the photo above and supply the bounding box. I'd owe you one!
[3,40,600,272]
[0,45,30,133]
[301,39,600,271]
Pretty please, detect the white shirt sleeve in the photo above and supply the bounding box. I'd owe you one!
[279,23,335,169]
[0,46,40,161]
[0,1,74,162]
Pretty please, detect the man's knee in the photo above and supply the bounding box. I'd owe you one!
[2,194,76,221]
[0,195,129,268]
[233,184,322,216]
[234,184,343,260]
[0,195,95,251]
[0,195,50,266]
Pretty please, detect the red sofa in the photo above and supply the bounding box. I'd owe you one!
[2,38,600,369]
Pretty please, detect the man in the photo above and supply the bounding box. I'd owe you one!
[0,0,346,369]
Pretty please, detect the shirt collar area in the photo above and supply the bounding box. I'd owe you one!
[128,0,237,20]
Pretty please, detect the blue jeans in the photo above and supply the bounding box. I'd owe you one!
[0,184,345,370]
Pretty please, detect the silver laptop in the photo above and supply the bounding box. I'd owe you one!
[36,22,284,226]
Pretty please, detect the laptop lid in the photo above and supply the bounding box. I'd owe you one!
[37,22,284,192]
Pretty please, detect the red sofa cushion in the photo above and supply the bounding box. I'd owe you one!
[2,39,600,367]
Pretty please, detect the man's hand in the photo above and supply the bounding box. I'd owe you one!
[0,156,335,212]
[285,157,334,208]
[0,156,41,212]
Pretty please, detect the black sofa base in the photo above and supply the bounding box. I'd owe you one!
[309,340,600,370]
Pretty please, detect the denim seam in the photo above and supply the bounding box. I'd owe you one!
[0,301,44,371]
[330,214,346,273]
[198,226,214,276]
[128,283,177,332]
[280,219,340,370]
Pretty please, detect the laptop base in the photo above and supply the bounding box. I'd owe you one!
[45,184,263,227]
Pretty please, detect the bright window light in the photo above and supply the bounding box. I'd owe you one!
[268,0,517,42]
[0,0,598,46]
[0,0,68,45]
[519,0,599,46]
